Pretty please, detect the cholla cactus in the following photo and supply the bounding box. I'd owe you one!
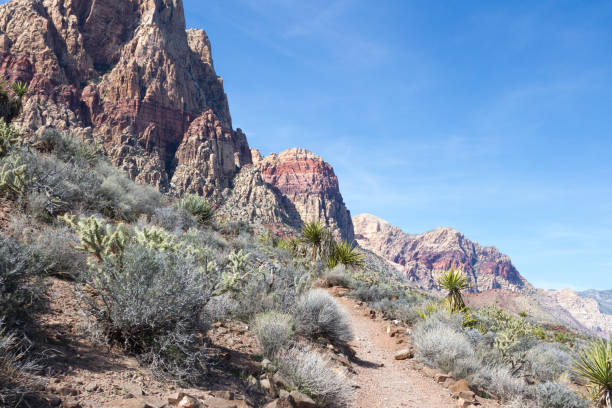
[0,120,20,158]
[0,157,28,195]
[135,226,182,252]
[60,215,129,261]
[494,317,531,373]
[214,249,256,296]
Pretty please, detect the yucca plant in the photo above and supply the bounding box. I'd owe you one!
[12,82,28,98]
[573,337,612,408]
[301,221,327,261]
[177,194,213,224]
[327,240,364,269]
[437,267,469,312]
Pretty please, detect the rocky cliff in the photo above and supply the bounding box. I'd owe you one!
[252,148,354,242]
[0,0,251,197]
[578,289,612,315]
[539,288,612,336]
[353,213,531,292]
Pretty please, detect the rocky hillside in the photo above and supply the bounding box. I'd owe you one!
[252,148,354,241]
[0,0,251,199]
[353,213,532,292]
[0,0,357,238]
[538,289,612,336]
[578,289,612,314]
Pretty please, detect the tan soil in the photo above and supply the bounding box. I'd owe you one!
[332,292,502,408]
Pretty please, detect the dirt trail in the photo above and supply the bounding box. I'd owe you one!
[333,294,499,408]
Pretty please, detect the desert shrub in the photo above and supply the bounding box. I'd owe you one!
[151,206,195,232]
[293,289,353,346]
[253,311,293,359]
[350,284,389,303]
[472,365,525,402]
[81,243,217,381]
[95,162,163,220]
[371,298,421,324]
[412,316,478,378]
[35,129,100,166]
[534,382,588,408]
[277,346,354,408]
[322,265,353,288]
[0,236,46,325]
[30,226,87,279]
[525,342,572,382]
[9,145,161,220]
[177,194,213,225]
[0,323,41,407]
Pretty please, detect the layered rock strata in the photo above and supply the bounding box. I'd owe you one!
[252,148,354,242]
[0,0,250,195]
[353,213,531,292]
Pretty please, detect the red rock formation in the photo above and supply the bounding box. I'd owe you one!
[253,148,354,242]
[353,213,532,292]
[0,0,250,192]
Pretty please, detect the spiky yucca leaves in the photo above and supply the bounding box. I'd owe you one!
[60,215,129,261]
[301,221,327,261]
[437,267,469,312]
[11,82,28,99]
[327,240,365,269]
[0,79,27,123]
[0,120,20,158]
[177,194,213,225]
[573,337,612,408]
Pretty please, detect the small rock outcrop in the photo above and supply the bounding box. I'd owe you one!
[216,166,303,229]
[353,213,532,292]
[0,0,250,192]
[253,148,354,242]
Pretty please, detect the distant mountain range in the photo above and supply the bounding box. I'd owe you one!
[353,213,612,336]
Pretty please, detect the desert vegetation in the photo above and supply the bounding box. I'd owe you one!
[0,112,603,408]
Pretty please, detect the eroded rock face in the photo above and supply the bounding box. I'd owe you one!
[216,165,303,230]
[0,0,249,192]
[540,288,612,336]
[353,213,531,292]
[253,148,354,242]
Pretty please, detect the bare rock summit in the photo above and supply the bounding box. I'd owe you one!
[353,213,532,292]
[253,148,354,242]
[0,0,250,195]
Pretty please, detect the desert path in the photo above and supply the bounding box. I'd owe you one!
[333,293,500,408]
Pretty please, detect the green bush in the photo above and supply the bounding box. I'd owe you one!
[253,311,293,359]
[534,382,588,408]
[293,289,353,346]
[177,194,214,225]
[0,323,41,407]
[81,243,218,382]
[278,346,354,408]
[0,236,46,326]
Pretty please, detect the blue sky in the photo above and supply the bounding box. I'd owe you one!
[2,0,608,290]
[183,0,612,291]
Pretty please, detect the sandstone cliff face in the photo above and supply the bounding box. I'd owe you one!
[216,166,303,230]
[353,213,531,292]
[539,289,612,336]
[252,148,354,242]
[0,0,250,194]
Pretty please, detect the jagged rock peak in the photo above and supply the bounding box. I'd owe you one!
[0,0,248,192]
[353,213,532,293]
[252,147,354,242]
